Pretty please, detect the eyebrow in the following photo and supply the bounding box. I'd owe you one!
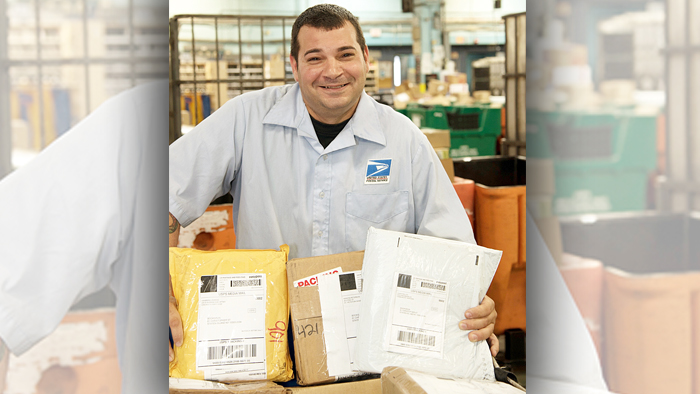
[303,46,357,57]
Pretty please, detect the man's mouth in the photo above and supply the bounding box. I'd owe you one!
[320,83,350,89]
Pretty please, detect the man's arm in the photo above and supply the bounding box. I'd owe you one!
[169,212,180,248]
[168,213,183,362]
[0,338,8,393]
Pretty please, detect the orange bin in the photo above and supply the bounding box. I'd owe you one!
[454,157,526,334]
[452,176,475,232]
[560,212,700,394]
[559,253,604,358]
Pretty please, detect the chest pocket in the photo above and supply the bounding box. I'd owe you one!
[345,191,410,251]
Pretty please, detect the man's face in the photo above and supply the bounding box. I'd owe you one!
[290,21,369,124]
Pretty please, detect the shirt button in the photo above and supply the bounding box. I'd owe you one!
[318,231,323,237]
[323,155,328,161]
[319,191,325,198]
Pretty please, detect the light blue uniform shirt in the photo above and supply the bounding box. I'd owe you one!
[169,84,475,259]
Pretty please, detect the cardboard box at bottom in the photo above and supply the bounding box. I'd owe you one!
[169,378,285,394]
[285,379,381,393]
[287,251,366,386]
[381,367,524,393]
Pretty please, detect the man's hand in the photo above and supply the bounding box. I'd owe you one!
[169,275,184,362]
[459,295,499,357]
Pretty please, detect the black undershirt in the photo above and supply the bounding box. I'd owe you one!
[310,115,350,149]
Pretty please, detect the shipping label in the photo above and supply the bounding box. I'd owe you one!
[339,271,362,367]
[318,270,366,377]
[385,273,449,358]
[196,273,267,381]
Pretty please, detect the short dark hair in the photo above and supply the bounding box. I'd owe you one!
[291,4,366,63]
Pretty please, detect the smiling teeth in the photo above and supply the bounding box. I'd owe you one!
[322,83,349,89]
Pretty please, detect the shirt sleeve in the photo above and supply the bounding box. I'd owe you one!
[411,135,476,245]
[0,82,162,356]
[168,96,245,228]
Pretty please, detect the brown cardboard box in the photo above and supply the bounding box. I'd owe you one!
[440,158,454,183]
[421,128,450,149]
[287,252,366,385]
[285,379,381,393]
[381,367,524,393]
[382,367,423,394]
[433,147,450,160]
[473,90,491,102]
[169,378,286,394]
[444,73,467,85]
[427,80,449,96]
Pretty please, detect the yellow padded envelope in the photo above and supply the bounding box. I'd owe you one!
[169,246,293,382]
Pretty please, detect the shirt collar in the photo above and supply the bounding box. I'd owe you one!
[263,83,387,148]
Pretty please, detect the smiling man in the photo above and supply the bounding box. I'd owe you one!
[290,14,369,124]
[168,3,498,364]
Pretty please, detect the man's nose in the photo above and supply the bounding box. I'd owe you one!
[322,57,342,79]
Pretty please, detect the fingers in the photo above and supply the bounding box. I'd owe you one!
[463,322,495,342]
[169,276,183,362]
[458,313,496,331]
[459,295,497,343]
[464,295,496,320]
[487,333,500,357]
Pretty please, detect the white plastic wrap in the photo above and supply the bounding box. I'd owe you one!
[354,227,502,380]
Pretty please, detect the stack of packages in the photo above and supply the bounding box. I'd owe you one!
[170,229,525,393]
[420,128,454,182]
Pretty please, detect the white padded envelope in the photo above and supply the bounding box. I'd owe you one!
[354,228,502,380]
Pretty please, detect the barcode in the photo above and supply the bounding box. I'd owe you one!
[420,282,446,291]
[397,273,412,289]
[397,331,435,346]
[230,279,261,287]
[207,344,257,360]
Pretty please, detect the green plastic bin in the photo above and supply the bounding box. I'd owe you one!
[402,104,450,129]
[527,109,658,215]
[446,106,502,158]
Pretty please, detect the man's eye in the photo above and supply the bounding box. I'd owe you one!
[341,53,353,58]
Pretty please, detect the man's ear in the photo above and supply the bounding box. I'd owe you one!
[290,54,299,81]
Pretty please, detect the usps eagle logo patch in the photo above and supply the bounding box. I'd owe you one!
[365,159,392,184]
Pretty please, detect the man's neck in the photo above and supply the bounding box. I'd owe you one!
[304,99,360,124]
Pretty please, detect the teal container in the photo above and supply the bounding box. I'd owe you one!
[397,104,502,157]
[402,104,450,129]
[447,106,502,158]
[527,109,658,215]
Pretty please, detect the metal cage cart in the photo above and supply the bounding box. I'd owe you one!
[502,12,525,157]
[169,15,297,143]
[657,0,700,212]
